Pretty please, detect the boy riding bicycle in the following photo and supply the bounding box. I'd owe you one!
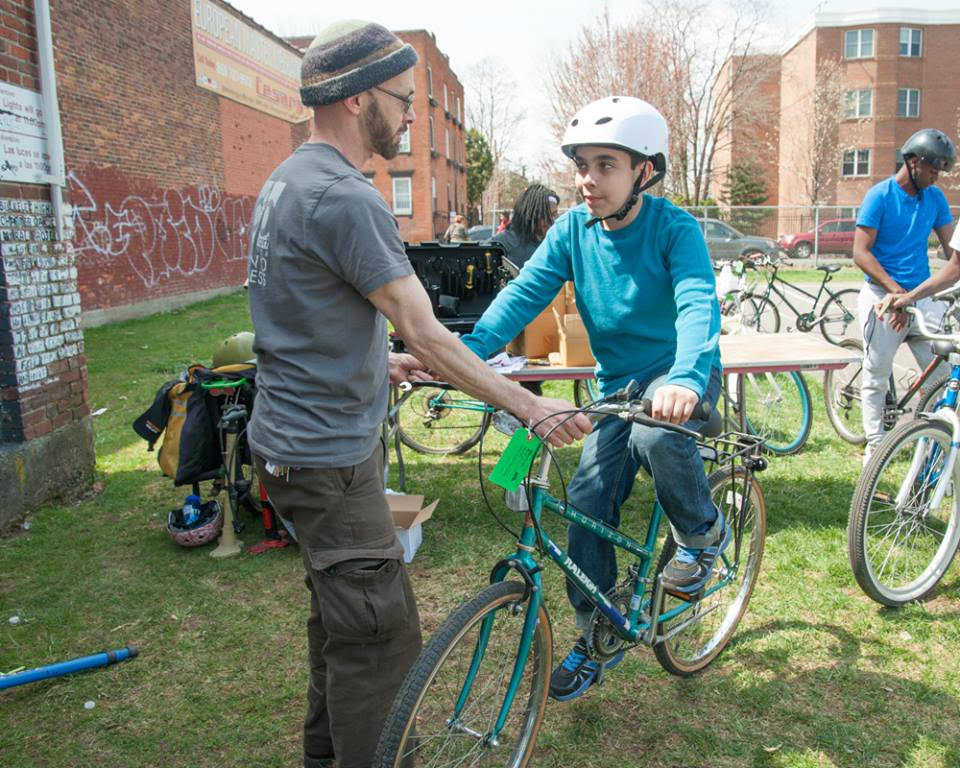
[461,96,725,701]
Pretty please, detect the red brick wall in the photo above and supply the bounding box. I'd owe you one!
[0,0,40,90]
[49,0,308,312]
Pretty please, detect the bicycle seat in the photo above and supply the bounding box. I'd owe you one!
[698,407,724,438]
[816,264,841,274]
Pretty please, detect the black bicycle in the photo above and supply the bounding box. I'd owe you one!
[731,254,858,344]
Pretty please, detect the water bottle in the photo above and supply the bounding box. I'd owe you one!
[182,494,201,527]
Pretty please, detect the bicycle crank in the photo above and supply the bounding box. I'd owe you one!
[796,312,817,332]
[586,584,636,662]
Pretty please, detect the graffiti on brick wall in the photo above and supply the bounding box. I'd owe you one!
[67,170,251,288]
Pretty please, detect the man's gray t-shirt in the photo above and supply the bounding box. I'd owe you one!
[246,143,413,467]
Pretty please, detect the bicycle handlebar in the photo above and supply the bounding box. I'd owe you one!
[902,306,959,344]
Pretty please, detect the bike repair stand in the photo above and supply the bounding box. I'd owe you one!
[211,404,245,558]
[248,482,289,555]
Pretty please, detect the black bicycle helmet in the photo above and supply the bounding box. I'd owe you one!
[900,129,956,172]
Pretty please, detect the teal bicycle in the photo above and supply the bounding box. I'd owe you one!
[374,390,767,767]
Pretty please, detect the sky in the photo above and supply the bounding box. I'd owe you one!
[225,0,957,171]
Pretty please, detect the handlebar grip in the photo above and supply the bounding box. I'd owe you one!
[635,398,712,422]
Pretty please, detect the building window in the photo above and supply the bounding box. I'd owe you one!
[398,129,410,154]
[897,88,920,118]
[844,29,874,59]
[445,127,450,158]
[844,89,872,119]
[392,177,412,216]
[842,149,870,177]
[427,66,433,97]
[900,27,922,57]
[447,182,451,214]
[456,95,461,122]
[431,176,436,212]
[443,83,448,111]
[428,116,435,150]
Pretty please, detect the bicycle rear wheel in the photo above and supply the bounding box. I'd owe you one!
[848,418,960,606]
[396,386,491,455]
[820,288,859,345]
[823,338,867,445]
[573,378,600,407]
[374,580,551,768]
[653,464,766,676]
[742,371,812,455]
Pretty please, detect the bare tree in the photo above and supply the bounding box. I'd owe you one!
[785,58,847,205]
[465,59,525,215]
[544,0,778,205]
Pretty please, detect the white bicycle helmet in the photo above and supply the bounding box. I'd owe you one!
[561,97,669,227]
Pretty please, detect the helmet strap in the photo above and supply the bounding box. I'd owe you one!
[585,168,664,229]
[905,158,922,201]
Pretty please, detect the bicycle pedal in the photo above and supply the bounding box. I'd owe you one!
[663,586,705,602]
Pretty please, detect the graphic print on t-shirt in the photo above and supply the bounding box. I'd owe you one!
[247,180,286,288]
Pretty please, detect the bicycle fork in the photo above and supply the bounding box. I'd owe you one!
[896,406,960,512]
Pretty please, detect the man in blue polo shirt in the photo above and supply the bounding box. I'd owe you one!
[853,128,956,457]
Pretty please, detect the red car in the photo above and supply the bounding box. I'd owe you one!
[778,218,856,259]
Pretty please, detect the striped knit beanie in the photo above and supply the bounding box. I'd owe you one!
[300,20,418,107]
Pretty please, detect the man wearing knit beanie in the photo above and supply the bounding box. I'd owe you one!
[247,19,590,768]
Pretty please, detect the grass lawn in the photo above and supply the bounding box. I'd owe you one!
[2,291,959,767]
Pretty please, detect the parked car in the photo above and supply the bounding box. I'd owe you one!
[466,224,493,241]
[697,218,779,262]
[777,218,856,259]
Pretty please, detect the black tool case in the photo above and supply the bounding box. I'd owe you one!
[404,241,513,336]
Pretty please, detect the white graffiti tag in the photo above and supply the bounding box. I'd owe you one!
[68,170,252,288]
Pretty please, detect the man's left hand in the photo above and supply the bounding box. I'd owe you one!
[388,352,431,385]
[651,384,700,425]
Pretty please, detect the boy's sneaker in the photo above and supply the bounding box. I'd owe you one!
[660,514,731,599]
[548,637,624,702]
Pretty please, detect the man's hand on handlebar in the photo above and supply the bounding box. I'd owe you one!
[651,384,700,425]
[877,290,909,332]
[521,396,593,447]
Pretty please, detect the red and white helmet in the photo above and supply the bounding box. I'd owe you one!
[167,500,223,547]
[561,96,668,174]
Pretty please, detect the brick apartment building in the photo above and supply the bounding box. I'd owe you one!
[289,31,467,243]
[714,9,960,237]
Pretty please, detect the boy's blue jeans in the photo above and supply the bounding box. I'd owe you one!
[565,367,723,620]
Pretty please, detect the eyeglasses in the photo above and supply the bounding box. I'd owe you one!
[373,85,415,114]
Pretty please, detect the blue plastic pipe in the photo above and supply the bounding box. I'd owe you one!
[0,645,138,690]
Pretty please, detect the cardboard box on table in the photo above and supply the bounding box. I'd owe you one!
[507,282,595,365]
[386,493,438,563]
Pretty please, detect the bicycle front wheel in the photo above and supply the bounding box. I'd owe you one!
[374,580,552,768]
[396,386,491,455]
[848,418,960,606]
[741,295,780,333]
[820,288,859,345]
[653,464,766,676]
[742,371,812,455]
[823,338,866,445]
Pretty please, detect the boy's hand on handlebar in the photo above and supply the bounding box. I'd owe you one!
[523,396,593,447]
[651,384,700,425]
[876,291,909,331]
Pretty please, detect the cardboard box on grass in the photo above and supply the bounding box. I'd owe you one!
[386,493,438,563]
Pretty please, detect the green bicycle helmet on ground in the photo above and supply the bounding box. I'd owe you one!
[212,331,256,368]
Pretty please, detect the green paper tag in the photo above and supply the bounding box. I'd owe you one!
[489,428,542,491]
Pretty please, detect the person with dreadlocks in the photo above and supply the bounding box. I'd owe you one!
[461,96,724,702]
[492,183,560,271]
[853,128,956,461]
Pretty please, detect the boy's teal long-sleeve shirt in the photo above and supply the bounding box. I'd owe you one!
[461,196,722,397]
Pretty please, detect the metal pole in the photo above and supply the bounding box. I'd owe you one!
[33,0,67,240]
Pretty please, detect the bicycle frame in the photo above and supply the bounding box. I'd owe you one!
[458,431,757,742]
[751,264,839,324]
